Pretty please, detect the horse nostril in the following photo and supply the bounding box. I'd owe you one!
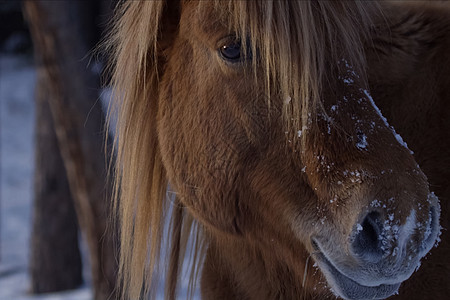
[351,211,384,263]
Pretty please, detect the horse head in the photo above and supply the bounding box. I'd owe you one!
[109,1,442,299]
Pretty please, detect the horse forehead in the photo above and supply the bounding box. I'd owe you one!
[179,1,230,43]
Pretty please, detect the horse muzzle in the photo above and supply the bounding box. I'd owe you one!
[311,193,441,300]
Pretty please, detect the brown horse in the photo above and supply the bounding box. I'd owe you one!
[107,1,450,299]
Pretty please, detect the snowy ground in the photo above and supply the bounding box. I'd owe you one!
[0,54,92,300]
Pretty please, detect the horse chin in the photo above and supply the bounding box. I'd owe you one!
[312,244,402,300]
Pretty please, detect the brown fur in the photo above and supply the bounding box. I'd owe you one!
[107,1,450,299]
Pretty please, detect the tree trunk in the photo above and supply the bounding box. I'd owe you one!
[30,74,82,293]
[23,1,118,299]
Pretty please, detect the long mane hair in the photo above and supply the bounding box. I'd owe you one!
[106,1,382,299]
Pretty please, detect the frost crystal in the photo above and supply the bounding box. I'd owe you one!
[371,199,381,208]
[356,134,368,150]
[356,224,363,232]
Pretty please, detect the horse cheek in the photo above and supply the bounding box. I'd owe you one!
[157,65,245,236]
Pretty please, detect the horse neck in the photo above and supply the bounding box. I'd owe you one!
[200,234,328,299]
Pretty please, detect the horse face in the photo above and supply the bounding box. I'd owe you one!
[157,2,440,299]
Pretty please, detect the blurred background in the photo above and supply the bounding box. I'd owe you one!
[0,1,118,299]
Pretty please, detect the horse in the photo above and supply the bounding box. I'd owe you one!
[107,1,450,299]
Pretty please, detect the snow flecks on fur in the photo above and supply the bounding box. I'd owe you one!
[338,58,359,85]
[370,199,385,209]
[362,89,413,154]
[367,192,441,262]
[378,210,416,258]
[356,133,368,150]
[427,192,442,249]
[356,223,363,233]
[341,169,364,184]
[435,228,443,248]
[316,155,336,174]
[336,59,414,154]
[336,60,375,151]
[330,105,338,112]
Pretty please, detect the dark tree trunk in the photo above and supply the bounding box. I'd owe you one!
[30,74,82,293]
[23,1,118,299]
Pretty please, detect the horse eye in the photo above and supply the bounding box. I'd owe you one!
[220,42,241,61]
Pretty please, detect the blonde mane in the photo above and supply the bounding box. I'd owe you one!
[107,1,382,299]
